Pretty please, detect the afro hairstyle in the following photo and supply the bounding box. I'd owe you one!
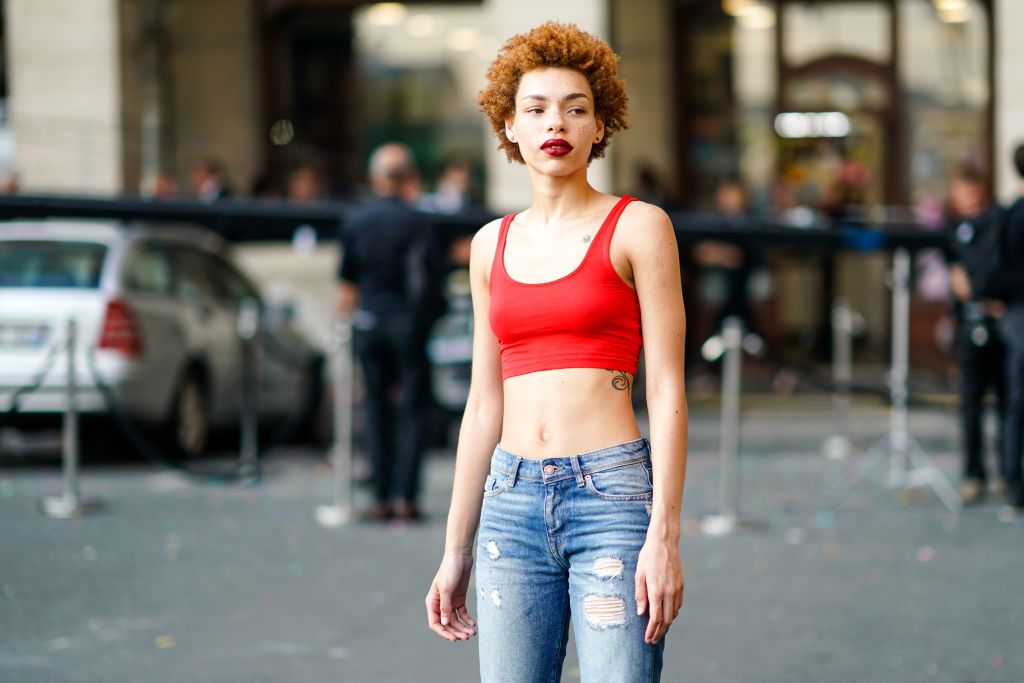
[478,21,629,164]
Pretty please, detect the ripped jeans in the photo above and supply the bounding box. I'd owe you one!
[475,438,664,683]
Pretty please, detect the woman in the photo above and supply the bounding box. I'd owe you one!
[426,22,688,682]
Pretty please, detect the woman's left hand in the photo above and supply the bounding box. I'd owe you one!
[634,537,684,644]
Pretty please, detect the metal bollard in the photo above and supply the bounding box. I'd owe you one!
[701,316,743,536]
[824,297,853,460]
[41,320,100,518]
[237,298,261,481]
[315,316,354,527]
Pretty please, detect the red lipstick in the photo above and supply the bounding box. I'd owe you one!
[541,139,573,157]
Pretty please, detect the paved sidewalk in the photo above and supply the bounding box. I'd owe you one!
[1,403,1022,682]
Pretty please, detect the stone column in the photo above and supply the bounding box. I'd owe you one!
[5,0,124,193]
[995,0,1024,201]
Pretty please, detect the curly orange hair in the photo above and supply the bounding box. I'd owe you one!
[478,22,629,164]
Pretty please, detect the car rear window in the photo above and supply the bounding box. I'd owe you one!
[0,240,108,288]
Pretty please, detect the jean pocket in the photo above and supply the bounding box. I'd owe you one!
[483,471,509,498]
[583,460,654,501]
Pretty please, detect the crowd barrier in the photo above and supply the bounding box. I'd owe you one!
[0,194,962,523]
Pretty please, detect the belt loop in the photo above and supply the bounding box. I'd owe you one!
[570,455,585,488]
[507,456,522,488]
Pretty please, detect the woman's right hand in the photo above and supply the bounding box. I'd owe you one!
[426,552,477,642]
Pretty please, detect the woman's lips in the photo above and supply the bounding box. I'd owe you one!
[541,139,573,157]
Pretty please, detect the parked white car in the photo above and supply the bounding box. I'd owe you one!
[0,220,325,458]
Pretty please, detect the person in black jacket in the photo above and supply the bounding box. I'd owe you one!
[338,143,440,521]
[992,145,1024,517]
[945,168,1008,503]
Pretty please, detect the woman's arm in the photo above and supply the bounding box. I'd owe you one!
[621,201,688,645]
[426,220,505,642]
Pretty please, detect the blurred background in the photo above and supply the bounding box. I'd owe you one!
[3,2,1024,680]
[0,0,1020,376]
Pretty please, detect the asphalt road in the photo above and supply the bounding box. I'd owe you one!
[1,403,1022,682]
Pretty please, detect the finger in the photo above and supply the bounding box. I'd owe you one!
[446,614,475,640]
[426,592,457,642]
[439,588,453,627]
[428,621,459,642]
[645,595,662,643]
[455,604,477,629]
[635,571,648,616]
[444,604,475,639]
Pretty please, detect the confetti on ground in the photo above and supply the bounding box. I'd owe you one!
[814,510,835,530]
[993,656,1005,668]
[288,561,305,578]
[784,527,805,545]
[705,553,724,570]
[155,635,175,648]
[823,542,841,559]
[868,569,883,584]
[753,558,769,574]
[916,546,934,563]
[82,546,98,562]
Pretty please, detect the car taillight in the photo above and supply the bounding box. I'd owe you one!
[97,299,144,356]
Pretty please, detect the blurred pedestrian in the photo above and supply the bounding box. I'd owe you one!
[990,144,1024,517]
[287,164,325,202]
[190,157,233,202]
[943,167,1007,504]
[692,176,764,349]
[419,157,473,215]
[337,143,437,522]
[426,22,687,681]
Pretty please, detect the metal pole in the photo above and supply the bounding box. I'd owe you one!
[825,297,853,460]
[42,320,99,518]
[315,317,354,527]
[702,316,743,536]
[887,248,911,487]
[237,298,261,482]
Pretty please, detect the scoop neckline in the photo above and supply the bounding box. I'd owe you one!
[499,196,629,287]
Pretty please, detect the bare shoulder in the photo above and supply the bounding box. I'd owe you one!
[616,200,677,251]
[470,217,504,278]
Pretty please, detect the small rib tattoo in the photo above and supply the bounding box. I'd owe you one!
[606,369,631,394]
[582,234,591,244]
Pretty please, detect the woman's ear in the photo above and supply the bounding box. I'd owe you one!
[594,116,605,144]
[505,119,517,144]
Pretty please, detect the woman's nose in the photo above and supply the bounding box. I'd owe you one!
[547,113,566,133]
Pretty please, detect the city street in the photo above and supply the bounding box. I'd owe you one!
[2,399,1022,682]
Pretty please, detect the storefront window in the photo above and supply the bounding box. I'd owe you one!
[901,0,989,218]
[352,4,496,190]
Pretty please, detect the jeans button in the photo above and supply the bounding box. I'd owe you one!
[543,464,556,475]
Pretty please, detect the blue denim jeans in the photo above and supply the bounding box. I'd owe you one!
[475,438,665,682]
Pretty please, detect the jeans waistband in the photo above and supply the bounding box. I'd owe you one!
[491,438,650,487]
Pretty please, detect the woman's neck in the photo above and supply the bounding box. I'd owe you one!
[524,166,605,226]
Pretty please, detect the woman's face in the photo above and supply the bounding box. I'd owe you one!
[506,67,604,175]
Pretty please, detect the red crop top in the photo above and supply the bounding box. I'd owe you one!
[488,195,643,381]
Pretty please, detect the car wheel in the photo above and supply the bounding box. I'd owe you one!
[169,372,208,458]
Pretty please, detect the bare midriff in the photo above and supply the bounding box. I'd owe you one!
[499,367,641,460]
